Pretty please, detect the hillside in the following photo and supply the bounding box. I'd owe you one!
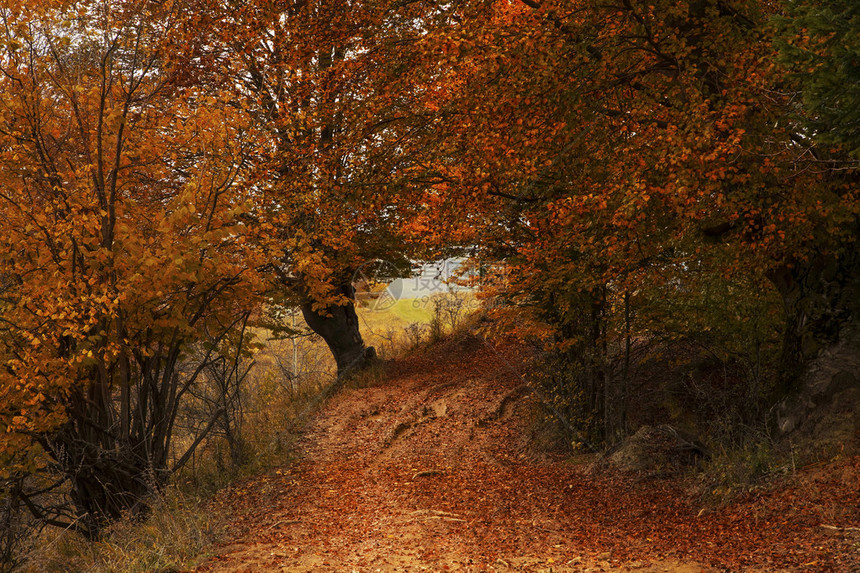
[195,334,859,572]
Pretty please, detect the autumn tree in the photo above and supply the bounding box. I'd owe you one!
[209,0,457,375]
[775,0,860,159]
[0,0,262,535]
[409,0,857,442]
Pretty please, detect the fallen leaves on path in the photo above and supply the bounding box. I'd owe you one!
[196,335,859,572]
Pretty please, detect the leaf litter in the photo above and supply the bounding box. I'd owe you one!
[194,336,859,572]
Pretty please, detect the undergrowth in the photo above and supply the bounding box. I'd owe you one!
[346,360,389,389]
[19,491,219,573]
[10,322,340,570]
[697,433,787,505]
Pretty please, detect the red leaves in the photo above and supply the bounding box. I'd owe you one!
[200,339,859,571]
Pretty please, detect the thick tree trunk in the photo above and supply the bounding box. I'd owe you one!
[65,444,155,537]
[301,283,376,376]
[46,379,167,537]
[45,421,159,538]
[769,245,860,438]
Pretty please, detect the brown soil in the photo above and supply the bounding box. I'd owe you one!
[195,335,860,572]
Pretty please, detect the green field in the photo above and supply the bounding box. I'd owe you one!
[388,298,434,323]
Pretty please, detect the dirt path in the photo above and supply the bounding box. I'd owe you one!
[196,336,859,572]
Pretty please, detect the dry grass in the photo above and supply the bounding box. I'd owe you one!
[20,491,221,573]
[356,292,477,355]
[356,297,433,357]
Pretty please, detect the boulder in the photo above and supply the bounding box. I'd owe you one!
[603,425,709,472]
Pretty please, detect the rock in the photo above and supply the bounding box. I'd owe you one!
[776,327,860,457]
[603,425,709,472]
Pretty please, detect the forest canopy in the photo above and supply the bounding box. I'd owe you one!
[0,0,856,543]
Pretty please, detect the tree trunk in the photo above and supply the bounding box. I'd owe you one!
[769,244,860,438]
[605,291,632,447]
[44,419,158,538]
[64,443,155,537]
[301,283,376,377]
